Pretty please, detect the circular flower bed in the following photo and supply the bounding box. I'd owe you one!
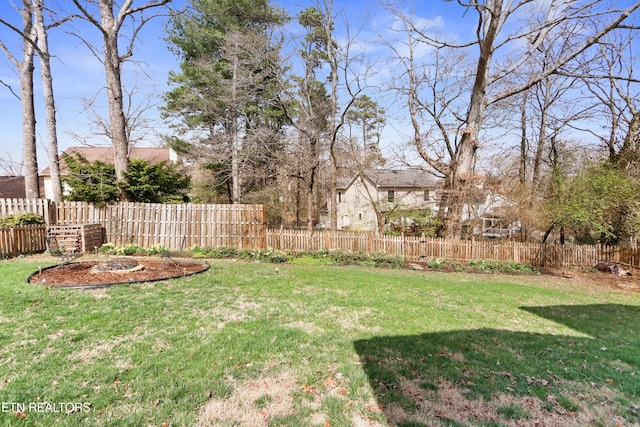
[28,258,209,289]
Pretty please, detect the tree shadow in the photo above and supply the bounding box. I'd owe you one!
[353,304,640,426]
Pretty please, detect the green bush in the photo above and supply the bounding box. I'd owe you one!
[293,250,404,269]
[99,243,147,256]
[467,259,538,274]
[192,246,290,263]
[427,257,445,269]
[0,213,45,226]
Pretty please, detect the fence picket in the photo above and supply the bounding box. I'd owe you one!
[3,198,640,267]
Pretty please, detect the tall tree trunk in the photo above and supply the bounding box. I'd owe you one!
[230,48,241,204]
[326,0,338,232]
[532,81,552,188]
[306,136,318,232]
[231,131,241,203]
[439,1,501,239]
[99,0,129,199]
[519,91,528,184]
[33,0,62,202]
[20,3,39,199]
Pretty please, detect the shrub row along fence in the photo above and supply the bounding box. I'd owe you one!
[0,224,47,258]
[266,229,640,268]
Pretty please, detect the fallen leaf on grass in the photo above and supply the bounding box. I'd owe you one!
[324,375,336,388]
[14,411,27,419]
[495,370,514,378]
[302,384,317,394]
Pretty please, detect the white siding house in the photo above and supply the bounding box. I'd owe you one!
[322,169,440,231]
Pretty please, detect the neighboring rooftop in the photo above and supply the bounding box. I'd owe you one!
[41,146,176,176]
[0,176,26,198]
[339,169,440,190]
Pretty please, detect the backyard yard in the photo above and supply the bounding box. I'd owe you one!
[0,255,639,426]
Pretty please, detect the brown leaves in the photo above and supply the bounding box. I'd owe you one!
[302,383,317,394]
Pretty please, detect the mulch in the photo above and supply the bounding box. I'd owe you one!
[28,258,209,288]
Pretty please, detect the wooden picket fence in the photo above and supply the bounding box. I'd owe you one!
[0,198,56,224]
[266,229,640,268]
[2,198,639,268]
[0,224,47,258]
[54,201,267,250]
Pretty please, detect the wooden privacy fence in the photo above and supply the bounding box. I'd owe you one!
[55,202,267,250]
[266,229,640,268]
[0,224,47,258]
[3,198,640,267]
[0,198,56,224]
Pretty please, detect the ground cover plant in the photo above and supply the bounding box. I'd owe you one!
[0,256,638,426]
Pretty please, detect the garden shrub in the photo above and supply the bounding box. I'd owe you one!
[0,213,45,226]
[467,259,538,274]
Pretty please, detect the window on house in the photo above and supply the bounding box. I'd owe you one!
[338,191,342,203]
[424,190,429,202]
[358,213,363,220]
[388,189,394,202]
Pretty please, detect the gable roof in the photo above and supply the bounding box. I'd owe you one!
[339,169,439,190]
[41,147,174,176]
[0,176,26,198]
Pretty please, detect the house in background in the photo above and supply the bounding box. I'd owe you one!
[462,189,521,239]
[0,176,46,199]
[0,176,27,199]
[40,146,178,200]
[322,168,521,237]
[322,169,440,232]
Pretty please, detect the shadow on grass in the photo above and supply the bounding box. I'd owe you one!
[353,304,640,426]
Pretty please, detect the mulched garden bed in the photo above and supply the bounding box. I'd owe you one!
[28,258,209,289]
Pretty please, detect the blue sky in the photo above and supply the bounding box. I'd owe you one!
[0,0,476,175]
[6,0,581,177]
[0,0,183,173]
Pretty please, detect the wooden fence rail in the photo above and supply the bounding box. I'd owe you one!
[0,225,47,258]
[54,202,267,250]
[2,198,639,268]
[0,198,55,224]
[266,229,640,268]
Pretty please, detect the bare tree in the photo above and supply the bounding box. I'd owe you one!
[1,1,72,202]
[576,30,640,168]
[33,0,65,202]
[388,0,640,239]
[0,0,39,198]
[70,0,171,199]
[69,83,163,151]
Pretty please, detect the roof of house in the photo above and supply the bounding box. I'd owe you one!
[339,169,440,190]
[0,176,26,198]
[41,146,174,176]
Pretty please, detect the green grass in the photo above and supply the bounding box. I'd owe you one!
[1,256,639,426]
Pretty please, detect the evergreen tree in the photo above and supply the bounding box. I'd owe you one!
[163,0,287,203]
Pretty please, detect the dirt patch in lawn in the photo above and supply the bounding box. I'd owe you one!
[28,258,209,288]
[197,371,297,427]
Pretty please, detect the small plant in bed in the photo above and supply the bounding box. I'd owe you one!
[467,259,539,274]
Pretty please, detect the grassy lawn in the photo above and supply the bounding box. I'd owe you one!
[1,256,639,426]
